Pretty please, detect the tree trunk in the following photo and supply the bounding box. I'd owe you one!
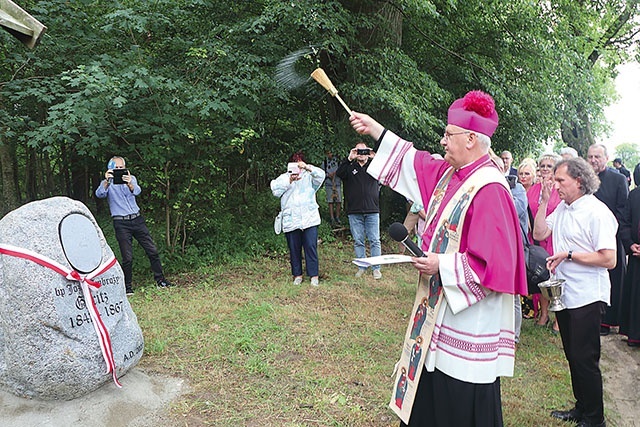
[69,149,88,204]
[43,152,54,198]
[0,140,19,215]
[342,0,403,48]
[24,146,37,202]
[164,161,171,249]
[561,111,595,157]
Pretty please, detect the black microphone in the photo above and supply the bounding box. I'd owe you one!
[388,222,425,257]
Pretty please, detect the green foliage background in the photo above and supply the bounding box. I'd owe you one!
[1,0,639,264]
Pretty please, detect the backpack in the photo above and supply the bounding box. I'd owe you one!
[521,208,551,294]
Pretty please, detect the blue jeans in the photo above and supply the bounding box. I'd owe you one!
[348,213,381,270]
[285,226,319,277]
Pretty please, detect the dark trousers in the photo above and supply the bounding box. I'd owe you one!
[602,238,626,327]
[113,216,164,285]
[556,301,606,424]
[400,368,503,427]
[285,226,318,277]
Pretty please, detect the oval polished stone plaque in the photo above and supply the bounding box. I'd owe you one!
[59,213,102,274]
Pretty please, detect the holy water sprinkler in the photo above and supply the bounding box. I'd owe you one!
[310,68,352,115]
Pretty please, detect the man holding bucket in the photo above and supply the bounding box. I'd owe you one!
[533,157,617,427]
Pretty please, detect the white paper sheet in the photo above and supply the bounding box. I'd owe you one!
[352,254,414,268]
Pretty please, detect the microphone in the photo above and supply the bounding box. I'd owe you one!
[388,222,425,257]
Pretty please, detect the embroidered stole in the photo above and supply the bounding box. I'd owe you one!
[389,165,507,424]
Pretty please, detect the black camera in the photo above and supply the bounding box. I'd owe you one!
[112,169,129,185]
[357,148,371,156]
[505,175,517,189]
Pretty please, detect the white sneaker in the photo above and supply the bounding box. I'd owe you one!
[293,276,303,285]
[373,270,382,280]
[310,277,319,286]
[355,268,366,278]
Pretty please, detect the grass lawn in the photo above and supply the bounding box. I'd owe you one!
[130,238,594,427]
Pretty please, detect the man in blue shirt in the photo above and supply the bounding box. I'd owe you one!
[95,156,172,294]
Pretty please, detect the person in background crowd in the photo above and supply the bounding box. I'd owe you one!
[527,153,562,332]
[494,154,528,344]
[517,158,537,192]
[559,146,579,160]
[533,157,616,427]
[612,157,631,187]
[518,157,539,319]
[95,156,173,295]
[398,153,444,255]
[587,144,629,336]
[516,157,539,318]
[322,150,343,225]
[350,90,527,427]
[398,199,426,254]
[500,150,518,176]
[271,151,325,286]
[336,142,383,279]
[619,166,640,347]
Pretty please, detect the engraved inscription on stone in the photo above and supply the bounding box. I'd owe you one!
[52,268,123,333]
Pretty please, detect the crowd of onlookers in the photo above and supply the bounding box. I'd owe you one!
[270,86,638,426]
[503,146,640,349]
[270,144,384,286]
[271,143,640,352]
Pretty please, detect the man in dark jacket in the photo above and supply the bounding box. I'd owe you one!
[613,157,631,186]
[336,142,382,279]
[587,145,629,336]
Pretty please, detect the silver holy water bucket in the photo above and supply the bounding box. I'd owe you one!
[538,278,567,312]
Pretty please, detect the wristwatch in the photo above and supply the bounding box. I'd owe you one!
[567,250,573,261]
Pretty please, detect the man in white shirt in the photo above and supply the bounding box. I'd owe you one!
[533,157,617,427]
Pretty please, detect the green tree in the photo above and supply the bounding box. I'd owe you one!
[553,0,640,155]
[2,0,640,260]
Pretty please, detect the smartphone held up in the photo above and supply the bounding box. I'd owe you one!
[287,162,301,175]
[112,169,130,185]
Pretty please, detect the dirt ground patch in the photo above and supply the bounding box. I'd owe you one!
[601,331,640,427]
[0,368,187,427]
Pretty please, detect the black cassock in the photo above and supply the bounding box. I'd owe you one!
[594,167,628,328]
[620,186,640,344]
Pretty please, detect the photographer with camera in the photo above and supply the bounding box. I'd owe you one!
[95,156,173,295]
[271,151,325,286]
[336,142,382,279]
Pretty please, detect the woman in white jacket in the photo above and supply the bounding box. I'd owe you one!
[271,152,326,286]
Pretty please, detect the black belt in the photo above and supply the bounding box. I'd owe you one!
[112,213,140,220]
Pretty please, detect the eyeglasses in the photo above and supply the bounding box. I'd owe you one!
[539,163,554,169]
[442,130,470,141]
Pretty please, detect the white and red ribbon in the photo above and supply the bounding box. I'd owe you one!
[0,243,122,388]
